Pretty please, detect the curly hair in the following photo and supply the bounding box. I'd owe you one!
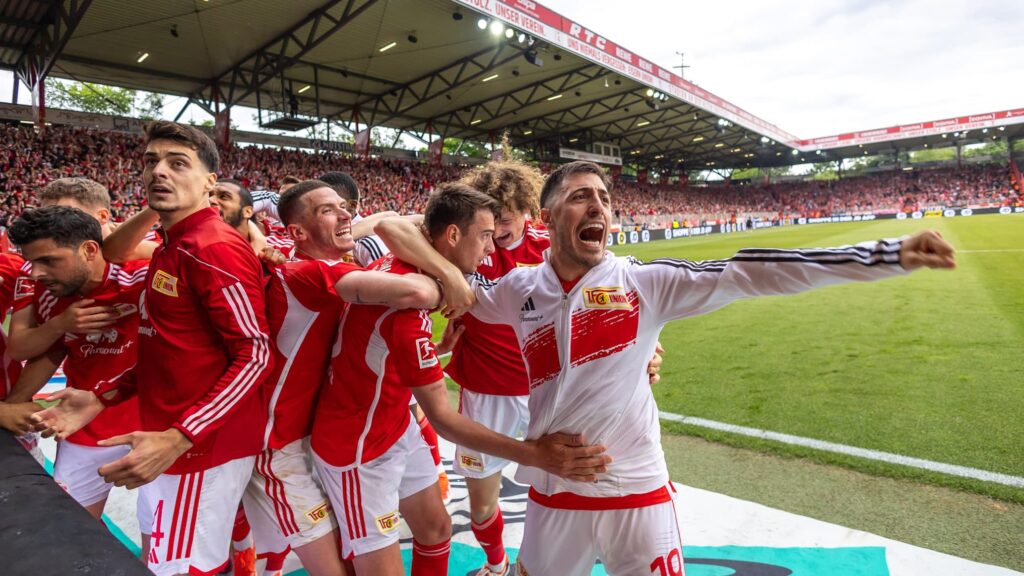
[459,159,543,218]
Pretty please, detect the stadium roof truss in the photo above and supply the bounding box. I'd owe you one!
[2,0,1023,172]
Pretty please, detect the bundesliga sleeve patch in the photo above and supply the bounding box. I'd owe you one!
[13,277,33,300]
[416,337,439,369]
[582,286,633,309]
[151,270,179,297]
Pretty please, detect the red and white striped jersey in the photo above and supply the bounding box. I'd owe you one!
[448,222,549,396]
[95,208,272,474]
[310,255,444,467]
[262,256,360,450]
[0,252,25,399]
[32,260,147,446]
[473,241,907,502]
[265,233,297,261]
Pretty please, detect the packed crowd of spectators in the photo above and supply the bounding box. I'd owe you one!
[1,123,1018,228]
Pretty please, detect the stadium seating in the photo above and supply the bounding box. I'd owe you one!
[0,124,1018,228]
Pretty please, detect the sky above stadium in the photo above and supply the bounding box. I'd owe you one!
[544,0,1024,137]
[0,0,1020,141]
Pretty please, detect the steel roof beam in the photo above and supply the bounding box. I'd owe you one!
[194,0,380,110]
[15,0,93,90]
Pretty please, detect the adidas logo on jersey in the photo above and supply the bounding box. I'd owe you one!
[521,297,536,312]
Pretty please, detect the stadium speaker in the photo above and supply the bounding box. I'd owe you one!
[407,33,418,43]
[524,50,544,68]
[452,10,463,21]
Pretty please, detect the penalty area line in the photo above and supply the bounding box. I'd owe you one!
[659,411,1024,489]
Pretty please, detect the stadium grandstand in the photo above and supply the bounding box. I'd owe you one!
[2,1,1023,576]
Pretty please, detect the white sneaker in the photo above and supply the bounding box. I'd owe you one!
[472,557,514,576]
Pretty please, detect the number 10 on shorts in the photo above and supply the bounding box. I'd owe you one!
[650,548,684,576]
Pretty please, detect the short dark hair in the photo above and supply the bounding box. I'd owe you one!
[143,120,220,173]
[278,179,332,226]
[539,161,612,209]
[9,205,103,249]
[318,171,359,204]
[423,182,501,240]
[280,175,301,186]
[39,178,111,210]
[217,179,253,210]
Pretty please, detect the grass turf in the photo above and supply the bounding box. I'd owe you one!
[436,214,1024,503]
[618,214,1024,502]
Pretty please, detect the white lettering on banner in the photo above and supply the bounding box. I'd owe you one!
[567,22,606,50]
[960,209,973,216]
[912,211,923,219]
[896,212,908,220]
[944,210,956,217]
[1015,207,1024,213]
[999,207,1012,214]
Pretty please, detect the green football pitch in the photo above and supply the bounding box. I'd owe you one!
[442,214,1024,503]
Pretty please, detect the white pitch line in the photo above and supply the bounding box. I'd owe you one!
[659,411,1024,488]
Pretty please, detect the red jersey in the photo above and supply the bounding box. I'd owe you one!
[96,208,272,474]
[447,222,549,396]
[310,255,443,467]
[265,233,297,261]
[262,256,359,450]
[32,261,146,446]
[0,253,25,398]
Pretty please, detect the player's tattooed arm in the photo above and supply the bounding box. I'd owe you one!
[336,270,441,309]
[375,216,474,318]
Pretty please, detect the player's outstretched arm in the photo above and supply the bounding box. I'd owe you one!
[412,381,612,482]
[636,230,955,323]
[898,229,956,270]
[375,216,473,318]
[335,270,441,310]
[103,207,160,263]
[31,387,105,440]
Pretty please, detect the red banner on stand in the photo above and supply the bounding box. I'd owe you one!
[428,139,444,166]
[354,129,371,158]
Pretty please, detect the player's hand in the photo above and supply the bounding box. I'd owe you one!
[647,341,665,386]
[438,271,474,319]
[435,320,465,356]
[527,432,612,482]
[259,246,288,266]
[97,428,194,489]
[31,388,104,440]
[0,401,39,435]
[51,299,118,333]
[900,230,955,270]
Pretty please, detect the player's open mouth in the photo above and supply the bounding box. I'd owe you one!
[335,227,351,238]
[577,223,605,246]
[495,231,512,244]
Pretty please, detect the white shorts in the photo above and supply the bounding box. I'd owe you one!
[141,456,255,576]
[243,437,337,551]
[313,418,438,559]
[453,390,529,479]
[517,488,684,576]
[53,440,130,507]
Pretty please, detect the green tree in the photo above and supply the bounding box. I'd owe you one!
[808,161,839,181]
[442,137,489,159]
[137,92,165,120]
[45,78,135,116]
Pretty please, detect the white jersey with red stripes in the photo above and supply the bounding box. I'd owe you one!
[472,241,907,502]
